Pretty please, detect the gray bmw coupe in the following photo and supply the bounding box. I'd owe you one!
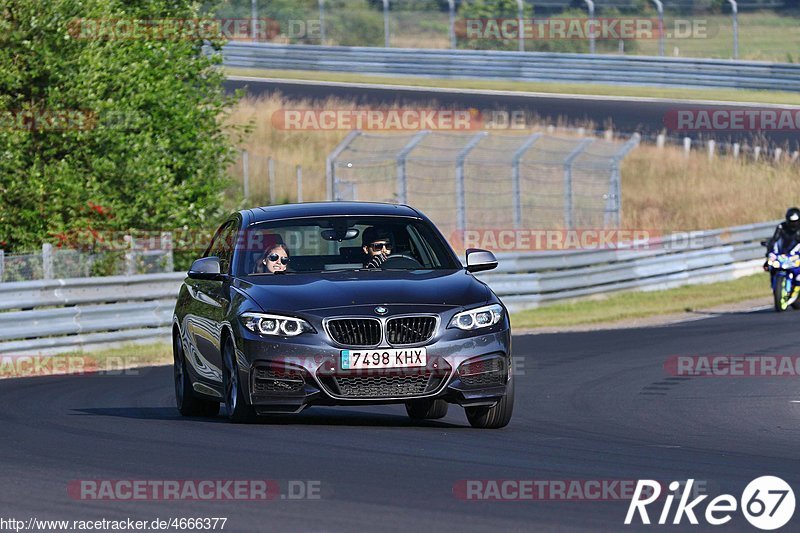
[172,202,513,428]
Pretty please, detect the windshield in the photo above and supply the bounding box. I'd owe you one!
[234,216,460,276]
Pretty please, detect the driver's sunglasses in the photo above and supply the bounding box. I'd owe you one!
[368,242,392,252]
[266,253,290,265]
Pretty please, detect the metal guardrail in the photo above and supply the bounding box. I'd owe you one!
[0,221,776,354]
[222,43,800,92]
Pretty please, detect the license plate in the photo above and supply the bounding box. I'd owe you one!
[341,348,427,370]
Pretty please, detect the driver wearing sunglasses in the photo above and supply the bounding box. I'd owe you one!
[255,243,291,274]
[361,227,394,269]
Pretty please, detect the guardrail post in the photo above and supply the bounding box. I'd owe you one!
[326,130,361,201]
[584,0,596,55]
[382,0,390,47]
[728,0,739,59]
[511,133,543,229]
[652,0,664,56]
[708,140,716,160]
[563,139,593,230]
[268,156,275,204]
[296,165,303,202]
[42,243,53,280]
[733,143,740,159]
[242,149,250,202]
[447,0,456,48]
[318,0,326,44]
[396,131,429,204]
[754,146,761,161]
[656,133,665,148]
[683,137,691,157]
[774,148,782,163]
[455,132,487,232]
[0,249,4,283]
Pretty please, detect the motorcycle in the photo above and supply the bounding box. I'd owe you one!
[763,241,800,312]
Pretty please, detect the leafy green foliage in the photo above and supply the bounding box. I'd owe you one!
[0,0,238,269]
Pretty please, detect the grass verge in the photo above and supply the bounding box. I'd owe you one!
[510,273,768,329]
[225,67,800,106]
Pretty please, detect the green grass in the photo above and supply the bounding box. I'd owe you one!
[510,273,768,329]
[225,67,800,106]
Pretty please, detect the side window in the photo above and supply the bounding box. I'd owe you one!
[208,221,238,274]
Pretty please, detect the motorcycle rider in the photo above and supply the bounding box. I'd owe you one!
[764,207,800,271]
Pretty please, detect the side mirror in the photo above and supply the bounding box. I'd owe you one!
[188,256,225,280]
[465,248,498,273]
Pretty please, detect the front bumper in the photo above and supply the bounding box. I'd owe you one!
[236,328,511,414]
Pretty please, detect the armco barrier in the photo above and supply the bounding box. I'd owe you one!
[0,221,776,355]
[221,43,800,92]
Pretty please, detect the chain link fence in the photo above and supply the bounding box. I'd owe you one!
[0,236,174,283]
[327,130,639,236]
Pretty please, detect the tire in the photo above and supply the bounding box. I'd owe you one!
[465,376,514,429]
[774,276,788,312]
[174,334,220,417]
[222,336,257,423]
[405,399,449,420]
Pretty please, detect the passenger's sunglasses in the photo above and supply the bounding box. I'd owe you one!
[265,253,290,265]
[368,242,392,252]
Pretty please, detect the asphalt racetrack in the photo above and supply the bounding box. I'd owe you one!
[1,308,799,532]
[224,77,800,149]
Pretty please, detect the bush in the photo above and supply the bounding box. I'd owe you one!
[0,0,239,270]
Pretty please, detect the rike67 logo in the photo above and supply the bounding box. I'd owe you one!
[625,477,795,530]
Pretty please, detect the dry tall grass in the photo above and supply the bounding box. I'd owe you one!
[226,95,798,230]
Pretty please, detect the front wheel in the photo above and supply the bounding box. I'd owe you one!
[406,399,449,420]
[222,337,257,423]
[774,275,790,312]
[465,376,514,429]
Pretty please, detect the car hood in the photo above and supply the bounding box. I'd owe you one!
[235,269,490,313]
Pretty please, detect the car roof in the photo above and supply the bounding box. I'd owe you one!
[244,202,422,224]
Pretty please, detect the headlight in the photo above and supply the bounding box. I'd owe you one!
[449,304,504,331]
[240,313,314,337]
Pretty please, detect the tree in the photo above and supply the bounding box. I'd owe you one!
[0,0,238,269]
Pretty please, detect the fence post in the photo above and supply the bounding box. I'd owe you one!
[326,130,361,201]
[563,139,593,230]
[606,134,640,227]
[656,133,665,148]
[652,0,664,56]
[162,232,174,272]
[728,0,739,59]
[42,243,53,280]
[708,140,716,160]
[268,156,275,204]
[0,249,4,283]
[318,0,326,44]
[296,165,303,203]
[455,132,487,232]
[447,0,456,48]
[516,0,524,52]
[396,130,430,204]
[242,149,250,202]
[511,133,543,229]
[125,235,136,276]
[251,0,258,42]
[683,137,691,157]
[382,0,390,47]
[584,0,595,55]
[774,148,783,162]
[733,143,740,159]
[754,146,761,161]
